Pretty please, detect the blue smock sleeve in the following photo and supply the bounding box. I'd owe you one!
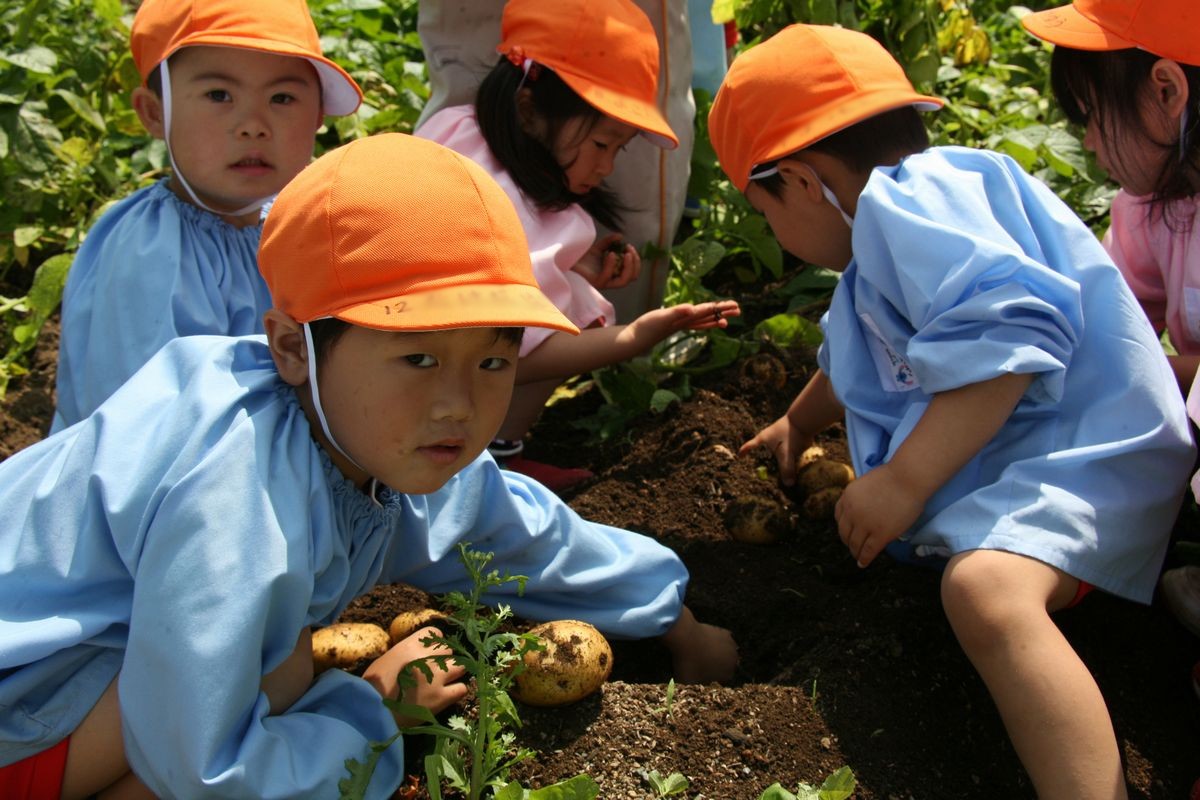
[850,149,1087,404]
[54,181,267,429]
[379,456,688,639]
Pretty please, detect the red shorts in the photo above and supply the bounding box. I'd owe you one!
[1066,580,1095,609]
[0,737,70,800]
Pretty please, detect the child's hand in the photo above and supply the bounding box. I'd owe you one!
[362,626,469,727]
[834,462,925,568]
[626,301,742,348]
[738,416,813,487]
[660,606,739,684]
[573,233,641,290]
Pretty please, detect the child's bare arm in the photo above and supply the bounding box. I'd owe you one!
[659,605,738,684]
[739,369,844,485]
[836,371,1036,567]
[514,301,742,384]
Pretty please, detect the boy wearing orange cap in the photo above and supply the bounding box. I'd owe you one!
[52,0,363,431]
[709,24,1192,798]
[0,134,737,798]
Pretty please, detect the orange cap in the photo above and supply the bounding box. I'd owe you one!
[130,0,362,116]
[259,133,579,336]
[1022,0,1200,66]
[709,25,943,191]
[497,0,678,149]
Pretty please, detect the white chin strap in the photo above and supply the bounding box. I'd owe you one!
[749,165,854,228]
[159,58,275,218]
[302,321,364,471]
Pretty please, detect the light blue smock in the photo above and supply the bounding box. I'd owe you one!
[0,336,687,798]
[53,179,269,430]
[818,146,1194,602]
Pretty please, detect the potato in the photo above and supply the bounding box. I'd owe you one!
[312,622,389,674]
[803,486,844,520]
[512,620,613,707]
[388,608,451,645]
[796,459,854,496]
[724,496,790,544]
[738,353,788,390]
[795,444,827,473]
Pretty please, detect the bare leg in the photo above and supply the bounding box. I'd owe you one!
[941,549,1126,799]
[496,378,560,442]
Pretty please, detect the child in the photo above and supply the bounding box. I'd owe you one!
[52,0,363,431]
[709,24,1194,798]
[1023,2,1200,786]
[0,134,738,799]
[417,0,740,490]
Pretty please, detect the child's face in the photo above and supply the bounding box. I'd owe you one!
[745,171,854,271]
[313,325,519,494]
[152,46,323,218]
[552,116,638,195]
[1080,87,1176,197]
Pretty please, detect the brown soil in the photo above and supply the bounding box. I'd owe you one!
[3,316,1199,799]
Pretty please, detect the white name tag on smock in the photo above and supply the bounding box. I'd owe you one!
[859,312,919,392]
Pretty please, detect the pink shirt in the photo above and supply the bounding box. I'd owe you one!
[1104,189,1200,355]
[416,105,614,357]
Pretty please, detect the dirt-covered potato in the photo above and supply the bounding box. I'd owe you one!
[388,608,451,645]
[796,459,854,496]
[512,620,613,707]
[795,444,828,473]
[803,486,844,520]
[738,352,788,390]
[312,622,389,674]
[724,496,791,544]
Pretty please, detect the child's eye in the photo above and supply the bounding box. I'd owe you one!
[481,356,511,371]
[271,93,296,105]
[405,353,437,367]
[205,89,232,103]
[592,140,610,151]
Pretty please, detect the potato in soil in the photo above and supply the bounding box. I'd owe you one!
[388,608,451,645]
[803,486,844,520]
[796,459,854,496]
[725,495,791,544]
[312,622,389,674]
[512,620,613,707]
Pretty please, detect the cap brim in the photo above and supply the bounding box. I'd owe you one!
[560,73,679,150]
[168,37,363,116]
[1021,5,1138,51]
[327,282,581,335]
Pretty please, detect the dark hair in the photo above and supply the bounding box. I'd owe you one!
[475,57,627,230]
[1050,46,1200,219]
[306,318,524,365]
[146,63,163,96]
[752,105,930,199]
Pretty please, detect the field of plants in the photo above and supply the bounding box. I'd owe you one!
[2,1,1198,798]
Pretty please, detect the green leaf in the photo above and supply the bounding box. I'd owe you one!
[649,388,680,413]
[710,0,738,23]
[757,783,799,800]
[1,46,57,74]
[336,733,401,800]
[526,774,601,799]
[13,226,42,249]
[53,89,106,133]
[817,765,857,800]
[495,782,529,800]
[27,253,72,316]
[755,313,823,347]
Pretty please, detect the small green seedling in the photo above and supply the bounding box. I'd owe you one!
[756,765,856,800]
[650,678,677,717]
[646,770,690,797]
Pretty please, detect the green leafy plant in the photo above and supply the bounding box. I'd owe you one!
[650,678,677,717]
[645,769,690,797]
[757,765,856,800]
[340,544,598,800]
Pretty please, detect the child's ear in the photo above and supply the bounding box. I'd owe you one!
[132,86,166,139]
[776,158,827,204]
[1149,58,1190,120]
[515,87,539,136]
[264,309,310,387]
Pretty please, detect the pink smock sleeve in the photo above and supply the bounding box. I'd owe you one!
[416,106,615,356]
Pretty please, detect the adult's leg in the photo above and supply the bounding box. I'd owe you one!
[941,549,1126,799]
[414,0,506,130]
